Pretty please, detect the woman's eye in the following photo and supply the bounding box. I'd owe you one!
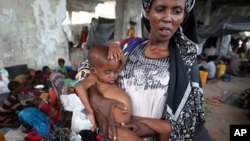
[173,8,182,15]
[155,6,165,12]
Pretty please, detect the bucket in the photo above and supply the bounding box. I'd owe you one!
[199,70,208,87]
[216,64,226,78]
[0,131,5,141]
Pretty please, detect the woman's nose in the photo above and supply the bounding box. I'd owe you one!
[162,10,172,22]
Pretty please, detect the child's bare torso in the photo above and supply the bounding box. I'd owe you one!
[93,83,132,124]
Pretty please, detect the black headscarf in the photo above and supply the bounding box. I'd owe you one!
[142,0,195,13]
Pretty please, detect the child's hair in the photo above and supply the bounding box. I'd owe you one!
[42,66,50,72]
[58,58,65,64]
[8,81,21,92]
[88,45,117,67]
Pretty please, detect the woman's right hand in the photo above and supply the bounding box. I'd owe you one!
[108,42,123,61]
[88,86,127,140]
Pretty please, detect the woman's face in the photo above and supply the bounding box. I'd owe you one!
[147,0,185,42]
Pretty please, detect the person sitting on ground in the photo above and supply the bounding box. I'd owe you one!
[228,45,240,76]
[0,81,24,128]
[199,56,216,80]
[41,66,52,89]
[57,58,77,79]
[57,58,68,76]
[76,46,171,141]
[42,66,52,78]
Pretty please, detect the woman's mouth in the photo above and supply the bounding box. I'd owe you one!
[158,27,172,37]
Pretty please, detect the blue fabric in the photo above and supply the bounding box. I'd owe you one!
[18,107,50,136]
[121,37,147,56]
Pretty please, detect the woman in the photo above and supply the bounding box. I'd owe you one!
[84,0,211,140]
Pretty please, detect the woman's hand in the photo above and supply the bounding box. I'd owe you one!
[108,42,123,61]
[88,86,127,140]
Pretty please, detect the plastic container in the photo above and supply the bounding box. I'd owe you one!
[199,70,208,87]
[216,64,226,78]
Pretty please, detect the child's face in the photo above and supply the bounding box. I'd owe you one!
[29,70,36,77]
[93,60,120,84]
[59,62,64,68]
[44,68,51,74]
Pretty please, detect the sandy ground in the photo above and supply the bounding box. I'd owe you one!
[204,75,250,141]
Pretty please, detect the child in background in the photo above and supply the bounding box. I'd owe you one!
[57,58,68,76]
[57,58,77,79]
[76,46,171,141]
[0,81,24,128]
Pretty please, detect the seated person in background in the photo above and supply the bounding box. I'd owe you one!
[57,58,68,76]
[228,46,240,76]
[76,46,171,141]
[57,58,77,79]
[199,56,216,80]
[41,66,52,89]
[0,81,24,128]
[42,66,52,78]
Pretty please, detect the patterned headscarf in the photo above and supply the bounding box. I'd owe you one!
[142,0,195,13]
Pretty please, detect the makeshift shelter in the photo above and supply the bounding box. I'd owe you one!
[199,15,250,38]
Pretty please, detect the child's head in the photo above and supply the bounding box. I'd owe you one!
[58,58,65,68]
[8,81,22,92]
[42,66,51,74]
[88,46,122,84]
[29,68,36,77]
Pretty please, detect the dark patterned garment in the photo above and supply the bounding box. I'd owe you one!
[118,28,205,141]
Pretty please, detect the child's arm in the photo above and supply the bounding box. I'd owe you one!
[75,74,97,131]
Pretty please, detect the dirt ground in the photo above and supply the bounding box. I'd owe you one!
[203,75,250,141]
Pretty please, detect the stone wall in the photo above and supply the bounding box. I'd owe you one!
[0,0,69,70]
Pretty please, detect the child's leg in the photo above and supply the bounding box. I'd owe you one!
[131,116,171,141]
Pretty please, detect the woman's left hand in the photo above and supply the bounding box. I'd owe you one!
[108,42,123,61]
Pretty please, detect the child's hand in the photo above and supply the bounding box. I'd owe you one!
[88,113,97,131]
[108,42,123,61]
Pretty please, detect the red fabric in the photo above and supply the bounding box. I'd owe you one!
[96,134,102,141]
[39,103,51,115]
[80,31,88,43]
[48,88,57,107]
[24,129,42,141]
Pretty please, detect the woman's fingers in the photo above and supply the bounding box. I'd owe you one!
[108,42,123,60]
